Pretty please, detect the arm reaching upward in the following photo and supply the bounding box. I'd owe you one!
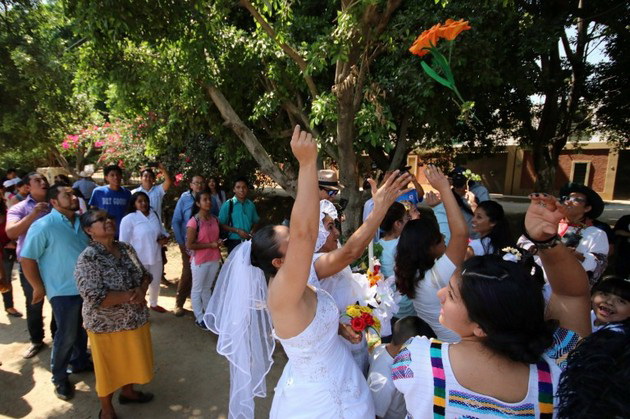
[425,165,468,267]
[524,193,591,337]
[268,126,319,311]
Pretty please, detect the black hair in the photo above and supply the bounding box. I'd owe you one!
[79,208,108,235]
[104,165,123,177]
[452,188,474,215]
[140,168,156,179]
[392,316,436,345]
[208,176,223,192]
[458,253,556,364]
[557,323,630,418]
[126,191,150,214]
[476,201,512,254]
[233,176,250,189]
[6,168,17,174]
[250,225,283,281]
[380,202,407,234]
[54,174,71,186]
[22,172,40,185]
[395,218,443,299]
[592,275,630,303]
[191,189,212,218]
[45,183,68,202]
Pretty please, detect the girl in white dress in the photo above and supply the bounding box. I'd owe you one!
[205,126,411,418]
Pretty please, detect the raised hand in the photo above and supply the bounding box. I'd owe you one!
[290,125,317,166]
[423,165,450,193]
[524,193,566,241]
[424,190,442,208]
[367,170,412,211]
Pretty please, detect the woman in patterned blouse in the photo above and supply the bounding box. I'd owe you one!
[74,209,155,419]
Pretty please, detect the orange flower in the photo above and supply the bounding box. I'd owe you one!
[437,19,471,41]
[409,23,441,57]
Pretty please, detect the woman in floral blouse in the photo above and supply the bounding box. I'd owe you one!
[74,209,155,419]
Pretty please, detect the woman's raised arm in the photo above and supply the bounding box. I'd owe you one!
[314,171,412,279]
[524,193,591,337]
[267,126,319,309]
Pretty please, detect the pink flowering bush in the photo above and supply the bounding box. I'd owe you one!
[59,117,151,175]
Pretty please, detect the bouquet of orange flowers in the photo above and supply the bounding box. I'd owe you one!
[344,304,381,336]
[409,19,478,123]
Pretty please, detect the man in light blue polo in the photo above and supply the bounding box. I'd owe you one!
[21,184,91,401]
[219,177,260,254]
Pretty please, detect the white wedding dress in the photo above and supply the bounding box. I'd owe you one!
[270,287,375,418]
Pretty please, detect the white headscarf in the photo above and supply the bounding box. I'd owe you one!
[315,199,338,252]
[204,241,275,419]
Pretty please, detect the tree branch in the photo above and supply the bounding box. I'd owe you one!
[205,84,296,196]
[240,0,319,99]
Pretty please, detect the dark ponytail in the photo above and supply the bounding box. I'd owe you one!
[250,225,283,281]
[459,252,556,364]
[395,218,443,298]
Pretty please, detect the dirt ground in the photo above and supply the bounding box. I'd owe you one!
[0,243,286,419]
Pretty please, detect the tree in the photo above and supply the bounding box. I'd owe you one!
[0,0,95,171]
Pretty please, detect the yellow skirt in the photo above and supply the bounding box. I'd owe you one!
[88,322,154,397]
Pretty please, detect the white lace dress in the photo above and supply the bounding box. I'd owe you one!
[270,287,375,418]
[312,254,370,375]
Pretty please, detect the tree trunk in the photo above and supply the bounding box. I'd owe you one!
[336,84,362,235]
[205,84,296,196]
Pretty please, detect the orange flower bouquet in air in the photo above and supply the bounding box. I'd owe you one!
[409,19,478,123]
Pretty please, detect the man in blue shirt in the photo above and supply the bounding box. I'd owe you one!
[21,184,91,401]
[219,177,260,254]
[88,165,131,238]
[171,174,205,316]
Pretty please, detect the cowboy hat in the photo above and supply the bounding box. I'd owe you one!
[318,169,341,191]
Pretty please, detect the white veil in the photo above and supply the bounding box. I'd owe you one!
[204,241,275,419]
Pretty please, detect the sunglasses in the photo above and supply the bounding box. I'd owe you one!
[560,196,587,204]
[322,188,338,197]
[89,214,115,226]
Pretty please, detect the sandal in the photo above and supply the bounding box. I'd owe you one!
[6,308,23,318]
[118,391,154,404]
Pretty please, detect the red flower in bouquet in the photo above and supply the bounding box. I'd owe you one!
[350,316,367,332]
[361,312,374,327]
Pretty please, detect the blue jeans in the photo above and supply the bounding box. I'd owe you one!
[19,264,56,344]
[49,295,89,384]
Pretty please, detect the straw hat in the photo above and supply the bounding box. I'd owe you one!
[317,170,341,190]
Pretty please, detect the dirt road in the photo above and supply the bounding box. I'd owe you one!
[0,244,286,418]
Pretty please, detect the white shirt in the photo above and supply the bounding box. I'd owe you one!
[368,344,407,419]
[132,184,167,222]
[119,210,167,265]
[468,237,494,256]
[412,254,460,342]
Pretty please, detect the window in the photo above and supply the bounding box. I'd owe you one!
[571,161,591,186]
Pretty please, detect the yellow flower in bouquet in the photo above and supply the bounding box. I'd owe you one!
[346,305,362,318]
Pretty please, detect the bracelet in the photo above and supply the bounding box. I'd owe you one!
[523,230,561,251]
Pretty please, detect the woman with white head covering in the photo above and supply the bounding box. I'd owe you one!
[311,175,412,374]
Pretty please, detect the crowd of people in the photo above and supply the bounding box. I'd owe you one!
[1,125,629,418]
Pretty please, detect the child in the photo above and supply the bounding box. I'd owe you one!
[591,275,630,332]
[186,190,222,329]
[367,316,435,419]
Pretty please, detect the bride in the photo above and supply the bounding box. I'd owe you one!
[205,126,408,418]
